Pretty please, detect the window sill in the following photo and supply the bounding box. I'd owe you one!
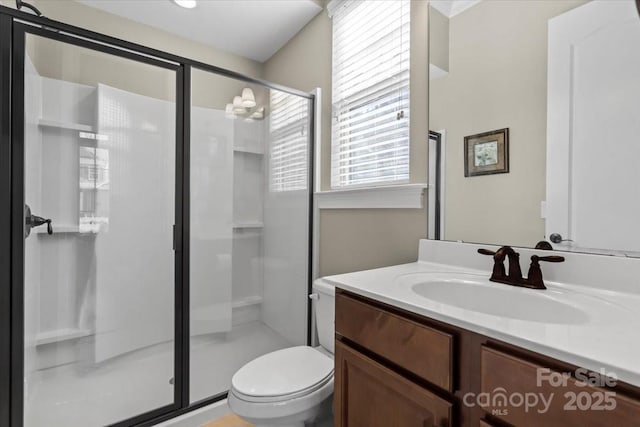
[315,183,428,209]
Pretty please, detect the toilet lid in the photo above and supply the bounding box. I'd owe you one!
[231,346,334,399]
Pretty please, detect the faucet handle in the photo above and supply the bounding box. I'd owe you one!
[525,255,565,289]
[535,255,565,263]
[478,248,506,281]
[477,248,497,256]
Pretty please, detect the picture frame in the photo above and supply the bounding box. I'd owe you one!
[464,128,509,177]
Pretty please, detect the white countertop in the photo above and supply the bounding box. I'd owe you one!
[323,240,640,388]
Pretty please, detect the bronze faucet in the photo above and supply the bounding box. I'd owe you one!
[478,246,565,290]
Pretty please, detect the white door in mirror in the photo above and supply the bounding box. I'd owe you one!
[546,0,640,256]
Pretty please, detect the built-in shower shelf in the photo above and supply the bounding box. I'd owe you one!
[34,225,79,234]
[35,328,92,346]
[38,118,95,133]
[232,295,263,309]
[34,224,100,234]
[33,225,87,234]
[233,146,264,155]
[232,222,263,229]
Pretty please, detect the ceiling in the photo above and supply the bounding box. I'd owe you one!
[78,0,323,62]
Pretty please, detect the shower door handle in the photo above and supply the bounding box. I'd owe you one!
[25,204,53,238]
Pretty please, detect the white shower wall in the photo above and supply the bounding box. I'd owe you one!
[24,73,99,374]
[190,106,233,336]
[93,84,176,362]
[25,77,237,367]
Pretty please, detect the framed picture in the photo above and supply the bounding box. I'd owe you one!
[464,128,509,177]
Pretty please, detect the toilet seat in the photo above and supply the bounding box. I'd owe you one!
[231,346,334,403]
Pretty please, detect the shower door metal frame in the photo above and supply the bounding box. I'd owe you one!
[0,12,14,427]
[0,5,316,427]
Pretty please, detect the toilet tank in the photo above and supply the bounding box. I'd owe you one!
[312,279,335,354]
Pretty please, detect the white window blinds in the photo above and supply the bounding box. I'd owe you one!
[269,90,309,192]
[330,0,410,188]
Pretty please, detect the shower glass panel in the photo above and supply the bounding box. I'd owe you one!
[189,69,312,402]
[22,34,177,426]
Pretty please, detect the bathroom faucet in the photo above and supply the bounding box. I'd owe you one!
[478,247,564,290]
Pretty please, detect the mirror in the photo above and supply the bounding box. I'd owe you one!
[428,0,640,256]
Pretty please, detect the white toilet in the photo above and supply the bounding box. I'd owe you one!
[228,279,335,427]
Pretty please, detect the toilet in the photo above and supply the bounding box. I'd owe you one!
[228,279,335,427]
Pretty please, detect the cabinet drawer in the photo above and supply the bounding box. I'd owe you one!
[335,340,453,427]
[480,346,640,426]
[335,292,454,392]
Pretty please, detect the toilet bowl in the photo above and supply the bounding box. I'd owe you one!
[228,279,335,427]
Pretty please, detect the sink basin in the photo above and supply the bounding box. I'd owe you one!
[410,276,589,324]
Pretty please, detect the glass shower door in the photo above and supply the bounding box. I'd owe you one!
[20,32,179,426]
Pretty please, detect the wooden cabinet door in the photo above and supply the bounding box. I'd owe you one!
[334,340,453,427]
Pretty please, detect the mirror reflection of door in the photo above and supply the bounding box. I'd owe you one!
[546,0,640,256]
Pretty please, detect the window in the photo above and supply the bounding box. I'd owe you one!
[269,90,309,192]
[329,0,410,188]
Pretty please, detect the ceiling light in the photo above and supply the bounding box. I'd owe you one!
[172,0,197,9]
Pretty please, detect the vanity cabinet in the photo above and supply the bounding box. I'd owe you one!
[334,290,640,427]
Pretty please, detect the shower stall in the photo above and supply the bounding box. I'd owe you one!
[0,8,314,427]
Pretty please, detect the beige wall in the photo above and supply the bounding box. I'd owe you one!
[26,35,178,102]
[263,10,333,190]
[429,6,449,72]
[410,0,429,185]
[319,209,427,275]
[264,1,429,276]
[430,0,584,248]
